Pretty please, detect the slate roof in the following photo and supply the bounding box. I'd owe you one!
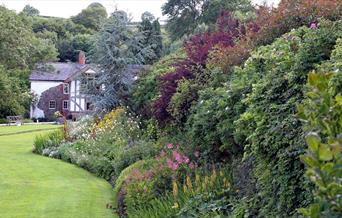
[126,64,150,76]
[29,62,150,82]
[29,63,89,82]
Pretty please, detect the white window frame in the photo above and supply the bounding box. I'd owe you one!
[63,83,69,94]
[63,100,69,110]
[49,100,56,109]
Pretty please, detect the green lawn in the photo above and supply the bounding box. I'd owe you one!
[0,124,59,135]
[0,125,116,218]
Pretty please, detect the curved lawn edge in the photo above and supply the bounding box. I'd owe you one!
[0,127,117,218]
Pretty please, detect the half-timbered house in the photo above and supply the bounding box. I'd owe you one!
[29,51,96,120]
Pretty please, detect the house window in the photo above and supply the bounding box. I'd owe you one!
[86,102,93,111]
[49,100,56,109]
[63,83,69,94]
[63,100,69,110]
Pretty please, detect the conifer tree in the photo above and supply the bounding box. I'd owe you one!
[138,12,163,64]
[89,11,150,110]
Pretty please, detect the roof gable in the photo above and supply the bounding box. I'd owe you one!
[29,63,90,82]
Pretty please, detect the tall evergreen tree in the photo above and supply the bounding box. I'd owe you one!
[89,11,149,110]
[138,12,163,64]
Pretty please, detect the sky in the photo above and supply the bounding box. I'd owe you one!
[0,0,281,22]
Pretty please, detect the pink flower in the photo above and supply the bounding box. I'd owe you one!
[176,144,180,149]
[166,143,173,149]
[189,162,195,169]
[167,158,173,169]
[160,150,166,157]
[310,23,318,29]
[183,156,190,164]
[171,162,179,171]
[173,150,183,163]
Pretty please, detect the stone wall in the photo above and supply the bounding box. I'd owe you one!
[38,84,69,121]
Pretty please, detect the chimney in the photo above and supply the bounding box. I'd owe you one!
[78,51,85,65]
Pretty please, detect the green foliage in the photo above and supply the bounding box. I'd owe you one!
[71,2,107,31]
[234,20,342,216]
[186,86,242,160]
[0,67,32,118]
[33,128,64,154]
[21,5,39,16]
[130,50,186,119]
[125,166,232,218]
[138,12,163,64]
[89,10,152,110]
[31,15,93,62]
[113,160,148,201]
[0,6,57,69]
[56,33,93,62]
[298,59,342,216]
[162,0,252,40]
[37,109,157,190]
[168,79,200,125]
[185,60,260,159]
[0,6,57,118]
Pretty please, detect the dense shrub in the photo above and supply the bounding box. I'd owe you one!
[298,71,342,217]
[297,38,342,217]
[125,163,232,218]
[233,20,342,216]
[123,143,196,213]
[252,0,342,47]
[152,12,257,126]
[208,0,342,78]
[185,68,257,161]
[34,108,156,187]
[130,50,186,120]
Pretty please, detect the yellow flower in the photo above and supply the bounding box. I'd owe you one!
[204,176,209,185]
[195,174,200,185]
[172,180,178,197]
[186,175,193,192]
[219,170,224,177]
[172,202,179,209]
[195,174,201,191]
[223,178,230,189]
[211,168,217,185]
[183,184,187,193]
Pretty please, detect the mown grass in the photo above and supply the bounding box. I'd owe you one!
[0,125,116,218]
[0,124,59,135]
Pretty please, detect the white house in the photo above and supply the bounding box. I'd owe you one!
[29,51,97,121]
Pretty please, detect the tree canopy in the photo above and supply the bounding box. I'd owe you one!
[162,0,253,40]
[0,6,57,70]
[71,2,107,31]
[21,4,40,16]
